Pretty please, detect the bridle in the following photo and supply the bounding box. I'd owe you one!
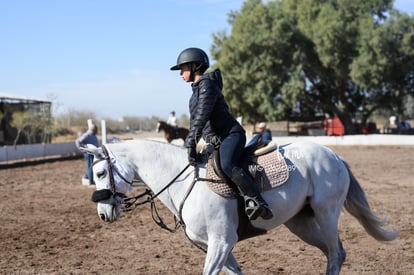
[92,144,219,252]
[91,145,133,202]
[92,144,192,233]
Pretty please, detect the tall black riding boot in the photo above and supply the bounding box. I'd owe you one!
[231,167,273,220]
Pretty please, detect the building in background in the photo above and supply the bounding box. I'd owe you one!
[0,93,52,145]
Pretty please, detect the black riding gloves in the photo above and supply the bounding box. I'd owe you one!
[187,147,197,166]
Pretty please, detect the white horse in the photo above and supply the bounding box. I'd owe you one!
[82,139,399,275]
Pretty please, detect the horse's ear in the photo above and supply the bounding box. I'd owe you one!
[80,144,104,159]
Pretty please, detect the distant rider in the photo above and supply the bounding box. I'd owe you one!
[167,111,178,127]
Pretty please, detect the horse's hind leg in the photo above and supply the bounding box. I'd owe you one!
[285,205,346,275]
[284,205,329,255]
[313,204,346,275]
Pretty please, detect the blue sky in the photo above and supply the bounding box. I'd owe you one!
[1,0,413,120]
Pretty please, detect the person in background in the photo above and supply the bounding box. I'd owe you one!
[246,122,272,147]
[398,116,411,129]
[75,122,99,185]
[167,111,178,127]
[257,122,272,145]
[170,47,273,220]
[388,116,398,129]
[323,113,332,135]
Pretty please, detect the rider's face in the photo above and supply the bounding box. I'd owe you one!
[179,63,192,82]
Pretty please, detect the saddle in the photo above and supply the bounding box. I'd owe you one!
[204,139,289,198]
[201,139,289,241]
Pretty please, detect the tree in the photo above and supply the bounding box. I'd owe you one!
[10,111,51,145]
[212,0,414,133]
[212,0,294,123]
[55,108,97,129]
[10,111,31,145]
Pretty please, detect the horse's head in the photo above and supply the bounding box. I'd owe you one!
[156,121,161,133]
[80,144,133,223]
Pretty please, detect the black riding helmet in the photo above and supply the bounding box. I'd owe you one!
[170,47,210,74]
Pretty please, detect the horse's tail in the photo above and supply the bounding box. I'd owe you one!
[342,159,400,241]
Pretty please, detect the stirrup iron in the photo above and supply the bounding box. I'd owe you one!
[244,196,266,220]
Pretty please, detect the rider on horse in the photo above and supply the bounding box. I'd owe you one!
[170,47,273,220]
[167,111,178,127]
[167,111,179,139]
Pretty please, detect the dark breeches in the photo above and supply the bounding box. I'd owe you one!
[218,132,246,177]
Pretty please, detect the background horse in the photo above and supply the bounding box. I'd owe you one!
[83,139,399,275]
[156,120,189,143]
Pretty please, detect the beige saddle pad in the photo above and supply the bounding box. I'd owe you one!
[205,149,289,198]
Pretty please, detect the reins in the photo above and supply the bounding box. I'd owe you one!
[90,143,228,254]
[98,144,213,250]
[121,163,211,252]
[99,144,216,252]
[121,163,192,233]
[94,145,191,232]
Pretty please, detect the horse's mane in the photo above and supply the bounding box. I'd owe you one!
[108,139,187,178]
[115,138,184,149]
[158,120,170,126]
[141,138,184,149]
[158,120,188,131]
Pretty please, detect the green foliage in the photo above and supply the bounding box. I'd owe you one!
[212,0,414,133]
[10,111,53,145]
[0,110,4,131]
[10,111,34,145]
[212,0,294,123]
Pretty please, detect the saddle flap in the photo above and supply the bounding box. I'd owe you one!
[205,147,289,198]
[211,150,229,182]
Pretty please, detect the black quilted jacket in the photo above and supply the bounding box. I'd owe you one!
[185,69,244,149]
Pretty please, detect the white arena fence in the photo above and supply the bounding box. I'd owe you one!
[0,134,413,166]
[0,141,82,165]
[271,134,414,146]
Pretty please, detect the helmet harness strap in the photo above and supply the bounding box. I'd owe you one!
[189,63,195,82]
[189,62,203,82]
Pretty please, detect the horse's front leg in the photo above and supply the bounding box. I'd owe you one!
[222,252,243,275]
[184,187,240,274]
[203,233,239,275]
[201,208,239,274]
[165,133,172,143]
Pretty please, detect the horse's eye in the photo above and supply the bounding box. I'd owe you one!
[96,170,106,178]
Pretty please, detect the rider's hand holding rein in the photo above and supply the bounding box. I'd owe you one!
[187,147,197,166]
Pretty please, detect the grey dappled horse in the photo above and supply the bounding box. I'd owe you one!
[82,139,399,275]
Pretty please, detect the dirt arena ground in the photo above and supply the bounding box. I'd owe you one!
[0,144,412,274]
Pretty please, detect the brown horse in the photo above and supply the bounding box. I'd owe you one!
[156,121,189,143]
